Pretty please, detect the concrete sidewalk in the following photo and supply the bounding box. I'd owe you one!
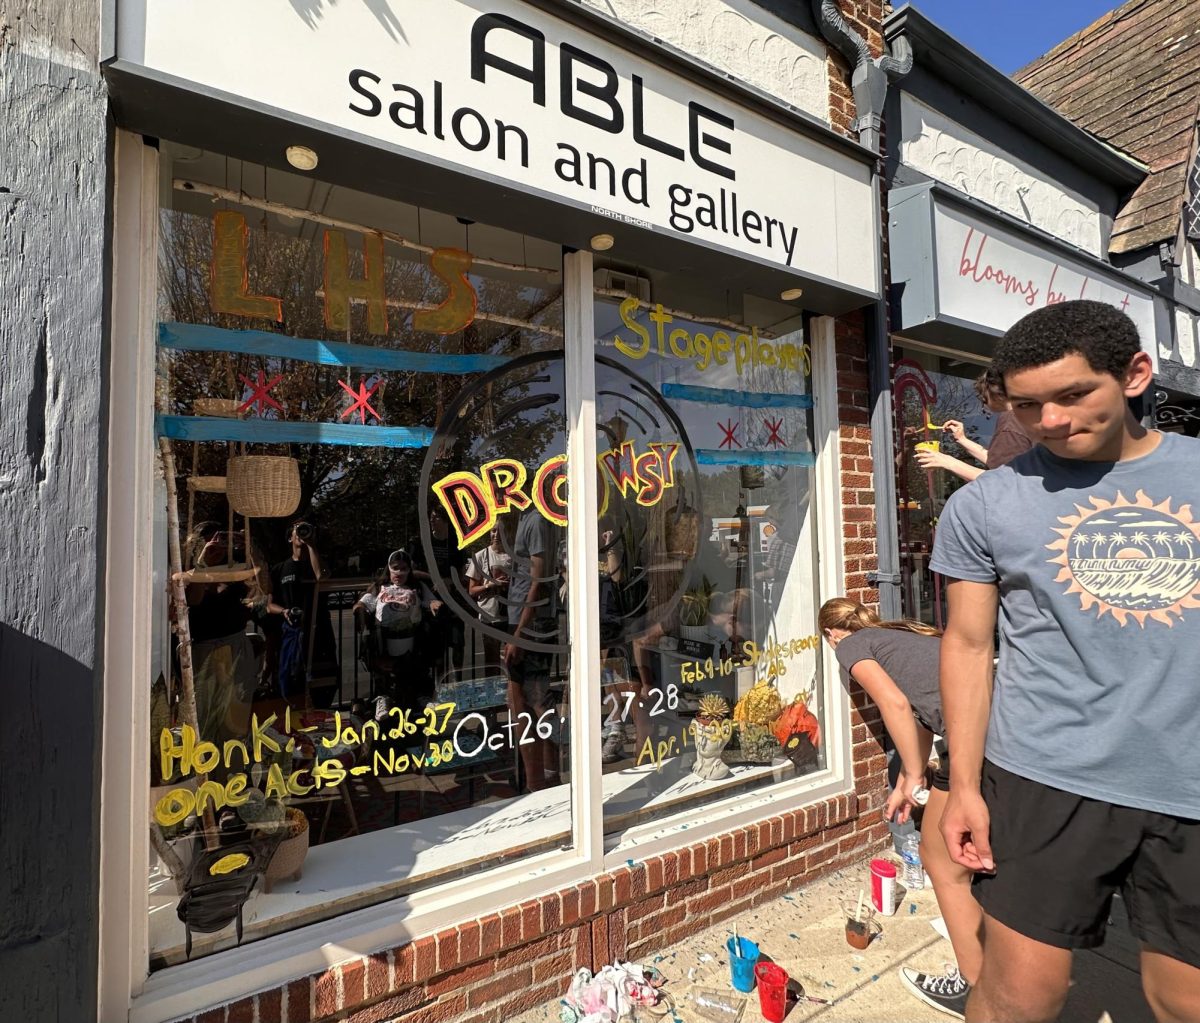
[510,854,1153,1023]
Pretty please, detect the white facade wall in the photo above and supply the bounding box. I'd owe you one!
[899,93,1103,257]
[581,0,830,122]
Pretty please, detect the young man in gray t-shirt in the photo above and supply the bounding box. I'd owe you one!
[932,300,1200,1023]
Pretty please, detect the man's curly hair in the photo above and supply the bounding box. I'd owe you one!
[992,300,1142,386]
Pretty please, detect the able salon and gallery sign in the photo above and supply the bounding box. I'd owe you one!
[116,0,876,289]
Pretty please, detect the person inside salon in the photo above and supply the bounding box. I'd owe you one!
[270,519,335,708]
[411,501,466,679]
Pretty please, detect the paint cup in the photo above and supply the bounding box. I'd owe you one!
[687,988,747,1023]
[842,899,880,950]
[725,935,759,992]
[914,440,941,454]
[870,858,898,916]
[754,962,788,1023]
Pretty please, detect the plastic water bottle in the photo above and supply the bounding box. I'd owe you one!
[900,833,925,890]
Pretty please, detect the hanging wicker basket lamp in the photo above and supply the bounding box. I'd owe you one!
[226,455,301,519]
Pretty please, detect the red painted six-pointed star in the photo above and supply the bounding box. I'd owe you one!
[237,370,284,415]
[339,377,382,424]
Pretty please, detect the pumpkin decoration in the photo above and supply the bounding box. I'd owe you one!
[772,695,821,748]
[733,679,783,727]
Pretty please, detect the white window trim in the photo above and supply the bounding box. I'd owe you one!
[810,316,853,787]
[99,132,852,1023]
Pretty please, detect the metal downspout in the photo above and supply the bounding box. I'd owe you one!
[812,0,911,618]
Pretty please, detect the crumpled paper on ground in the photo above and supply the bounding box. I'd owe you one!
[560,961,662,1023]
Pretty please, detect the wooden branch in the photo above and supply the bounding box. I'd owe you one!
[150,822,187,880]
[158,437,221,851]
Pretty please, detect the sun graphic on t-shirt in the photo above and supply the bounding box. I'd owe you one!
[1046,489,1200,627]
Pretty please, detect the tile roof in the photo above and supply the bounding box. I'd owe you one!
[1014,0,1200,255]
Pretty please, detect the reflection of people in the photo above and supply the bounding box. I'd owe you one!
[465,525,511,670]
[354,549,438,713]
[176,523,259,763]
[915,371,1032,481]
[412,502,465,676]
[819,598,978,1019]
[503,508,561,791]
[270,520,331,708]
[933,301,1200,1023]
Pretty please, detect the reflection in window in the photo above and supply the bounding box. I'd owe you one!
[148,143,570,967]
[893,351,998,626]
[591,274,826,839]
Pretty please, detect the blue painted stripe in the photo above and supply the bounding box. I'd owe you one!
[695,449,816,467]
[158,322,509,375]
[660,382,813,410]
[157,415,433,449]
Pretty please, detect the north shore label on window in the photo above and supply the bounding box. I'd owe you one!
[115,0,877,289]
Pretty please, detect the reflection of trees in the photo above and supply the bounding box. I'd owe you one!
[160,206,563,568]
[895,376,989,515]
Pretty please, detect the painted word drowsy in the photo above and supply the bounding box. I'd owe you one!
[434,441,681,548]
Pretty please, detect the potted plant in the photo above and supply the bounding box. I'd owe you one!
[241,791,309,893]
[677,575,715,642]
[691,694,733,780]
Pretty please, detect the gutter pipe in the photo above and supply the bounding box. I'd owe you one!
[812,0,911,618]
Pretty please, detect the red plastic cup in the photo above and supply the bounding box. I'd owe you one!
[870,858,897,916]
[754,962,788,1023]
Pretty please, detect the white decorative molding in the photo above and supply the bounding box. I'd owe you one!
[900,93,1103,256]
[581,0,830,123]
[1174,306,1198,367]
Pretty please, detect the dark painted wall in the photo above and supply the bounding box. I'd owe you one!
[0,3,108,1020]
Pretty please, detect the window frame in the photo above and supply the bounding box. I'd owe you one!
[99,131,853,1023]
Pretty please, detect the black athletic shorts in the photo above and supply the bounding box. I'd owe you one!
[973,760,1200,967]
[930,746,951,792]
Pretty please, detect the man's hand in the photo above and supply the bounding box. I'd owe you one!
[940,788,994,872]
[915,448,954,471]
[502,641,524,670]
[885,769,926,824]
[942,419,967,442]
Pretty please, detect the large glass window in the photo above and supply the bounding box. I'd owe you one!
[591,268,826,839]
[148,144,571,966]
[142,142,840,972]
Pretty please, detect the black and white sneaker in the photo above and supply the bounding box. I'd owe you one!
[900,965,970,1020]
[601,726,626,764]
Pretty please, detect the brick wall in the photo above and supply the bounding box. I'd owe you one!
[826,0,886,138]
[173,795,893,1023]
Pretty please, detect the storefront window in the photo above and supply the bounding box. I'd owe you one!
[592,270,826,838]
[893,348,997,626]
[148,143,571,966]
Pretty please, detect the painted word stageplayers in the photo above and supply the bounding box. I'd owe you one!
[611,297,811,377]
[434,441,681,548]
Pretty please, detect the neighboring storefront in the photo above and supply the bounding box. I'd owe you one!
[1011,0,1200,439]
[95,2,893,1021]
[883,7,1159,626]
